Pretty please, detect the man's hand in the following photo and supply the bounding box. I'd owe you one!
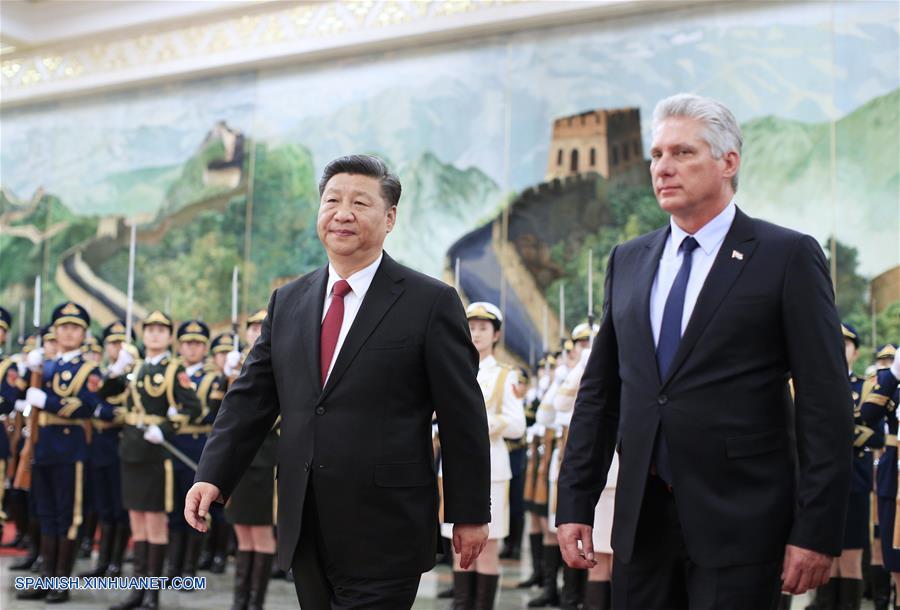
[781,544,833,594]
[26,348,44,373]
[452,523,488,570]
[184,482,223,533]
[558,523,597,569]
[108,347,135,377]
[224,350,242,378]
[26,387,47,409]
[142,425,164,445]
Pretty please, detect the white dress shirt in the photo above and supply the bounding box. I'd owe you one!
[57,349,82,364]
[146,351,171,366]
[321,252,383,382]
[650,200,736,346]
[185,362,204,377]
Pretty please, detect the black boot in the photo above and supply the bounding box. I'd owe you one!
[182,530,203,578]
[109,540,147,610]
[80,514,98,559]
[140,543,166,609]
[502,515,524,560]
[47,537,78,603]
[584,580,611,610]
[17,533,57,600]
[451,571,477,610]
[778,594,793,610]
[166,529,186,579]
[474,573,500,610]
[107,524,130,578]
[517,533,544,588]
[11,519,41,570]
[527,545,561,607]
[838,578,863,610]
[231,550,253,610]
[561,566,587,610]
[248,551,274,610]
[79,523,114,577]
[872,565,891,610]
[806,578,838,610]
[210,523,230,574]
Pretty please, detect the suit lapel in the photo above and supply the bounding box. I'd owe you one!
[292,266,327,390]
[635,227,669,386]
[661,207,758,388]
[319,254,405,402]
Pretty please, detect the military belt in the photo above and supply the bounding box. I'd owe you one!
[177,424,212,435]
[39,412,86,427]
[123,412,168,426]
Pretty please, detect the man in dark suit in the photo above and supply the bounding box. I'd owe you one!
[185,154,491,609]
[555,94,853,610]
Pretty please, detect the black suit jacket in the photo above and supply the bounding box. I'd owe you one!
[196,253,491,577]
[556,208,853,566]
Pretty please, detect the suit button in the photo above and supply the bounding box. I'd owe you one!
[315,406,325,416]
[303,462,310,471]
[658,395,668,405]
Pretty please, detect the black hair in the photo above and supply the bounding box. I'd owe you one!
[318,154,401,208]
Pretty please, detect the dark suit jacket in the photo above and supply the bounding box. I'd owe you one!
[196,253,491,576]
[556,207,853,567]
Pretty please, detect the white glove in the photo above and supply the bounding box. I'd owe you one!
[15,400,29,413]
[166,405,179,418]
[553,364,569,384]
[26,387,47,409]
[537,375,550,393]
[108,347,135,377]
[26,348,44,373]
[536,404,556,427]
[143,425,164,445]
[17,361,28,377]
[224,350,242,377]
[891,349,900,381]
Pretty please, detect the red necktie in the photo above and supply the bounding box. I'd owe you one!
[320,279,352,386]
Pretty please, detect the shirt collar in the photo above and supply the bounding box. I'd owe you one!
[669,199,736,256]
[185,362,205,376]
[59,349,81,363]
[327,253,383,300]
[147,351,170,365]
[480,354,496,369]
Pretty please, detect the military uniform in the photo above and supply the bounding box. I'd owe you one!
[167,320,227,580]
[79,321,132,579]
[0,306,25,523]
[874,344,900,572]
[441,302,526,609]
[17,302,103,604]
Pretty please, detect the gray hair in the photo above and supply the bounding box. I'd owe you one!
[652,93,743,191]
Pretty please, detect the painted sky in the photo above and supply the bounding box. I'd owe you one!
[1,0,897,273]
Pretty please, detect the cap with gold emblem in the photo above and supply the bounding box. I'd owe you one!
[102,320,136,344]
[41,325,57,343]
[51,302,90,329]
[0,306,10,331]
[211,333,241,354]
[142,310,173,331]
[81,335,103,355]
[177,320,210,344]
[876,344,897,361]
[571,321,599,343]
[842,323,860,349]
[246,308,267,328]
[466,302,502,330]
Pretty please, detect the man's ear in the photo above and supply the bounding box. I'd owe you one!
[385,205,397,233]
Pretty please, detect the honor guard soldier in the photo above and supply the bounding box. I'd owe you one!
[0,306,24,524]
[196,332,241,574]
[501,366,531,561]
[16,302,104,604]
[442,302,526,610]
[9,333,42,572]
[103,310,202,610]
[78,321,133,579]
[809,327,896,610]
[873,345,900,610]
[167,319,226,581]
[224,308,278,610]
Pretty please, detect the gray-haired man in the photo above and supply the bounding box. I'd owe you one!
[556,93,852,609]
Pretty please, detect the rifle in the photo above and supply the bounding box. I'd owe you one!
[14,276,41,490]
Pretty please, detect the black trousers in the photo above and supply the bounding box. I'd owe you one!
[612,476,782,610]
[291,479,421,610]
